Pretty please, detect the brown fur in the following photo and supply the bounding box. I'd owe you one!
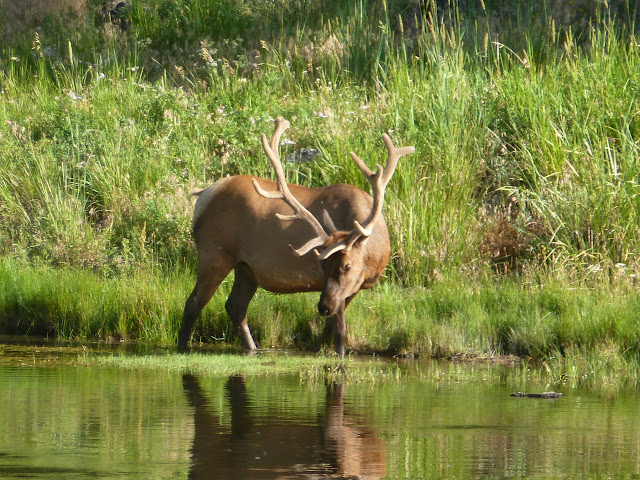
[178,119,412,356]
[178,175,390,356]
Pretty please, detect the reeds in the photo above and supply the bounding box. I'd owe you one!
[1,0,639,359]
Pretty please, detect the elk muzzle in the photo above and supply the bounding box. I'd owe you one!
[318,298,331,317]
[318,289,342,317]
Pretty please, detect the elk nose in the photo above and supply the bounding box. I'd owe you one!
[318,302,330,317]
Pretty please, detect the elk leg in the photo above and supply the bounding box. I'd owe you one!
[332,307,347,358]
[317,316,336,351]
[178,264,231,351]
[318,311,345,356]
[317,293,357,357]
[225,264,259,351]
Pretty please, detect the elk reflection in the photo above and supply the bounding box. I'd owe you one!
[182,373,386,479]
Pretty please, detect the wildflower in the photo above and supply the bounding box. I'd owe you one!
[200,42,217,67]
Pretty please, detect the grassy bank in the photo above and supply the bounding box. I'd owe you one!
[1,260,638,371]
[1,1,639,366]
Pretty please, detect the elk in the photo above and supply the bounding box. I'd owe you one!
[178,118,414,356]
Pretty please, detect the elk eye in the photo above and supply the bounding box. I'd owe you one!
[342,264,352,273]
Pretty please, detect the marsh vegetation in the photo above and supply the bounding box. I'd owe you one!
[0,1,639,371]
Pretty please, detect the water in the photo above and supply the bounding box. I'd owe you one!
[1,347,639,479]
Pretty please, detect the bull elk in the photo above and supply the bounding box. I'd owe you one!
[178,118,414,356]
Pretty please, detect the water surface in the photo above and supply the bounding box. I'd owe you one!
[0,344,639,479]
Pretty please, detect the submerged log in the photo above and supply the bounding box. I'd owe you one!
[511,391,564,399]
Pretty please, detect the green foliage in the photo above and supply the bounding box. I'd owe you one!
[1,1,640,356]
[2,0,639,279]
[1,260,638,366]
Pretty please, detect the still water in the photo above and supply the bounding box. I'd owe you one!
[0,348,639,479]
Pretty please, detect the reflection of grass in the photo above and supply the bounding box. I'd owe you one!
[2,338,636,391]
[0,341,86,367]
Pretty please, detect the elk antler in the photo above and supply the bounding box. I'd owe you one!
[350,133,416,236]
[252,118,331,256]
[315,133,415,260]
[254,119,415,260]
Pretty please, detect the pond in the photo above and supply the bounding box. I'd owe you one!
[1,340,639,479]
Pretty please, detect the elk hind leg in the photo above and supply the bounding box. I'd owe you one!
[178,263,231,350]
[225,263,259,351]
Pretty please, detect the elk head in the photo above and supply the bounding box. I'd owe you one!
[252,118,415,320]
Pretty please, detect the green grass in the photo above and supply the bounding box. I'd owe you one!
[2,0,638,281]
[86,350,350,378]
[1,259,638,378]
[1,1,639,368]
[3,337,638,391]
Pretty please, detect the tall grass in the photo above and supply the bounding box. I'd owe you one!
[1,259,638,372]
[1,0,639,357]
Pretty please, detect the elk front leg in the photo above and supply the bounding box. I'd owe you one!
[317,293,357,357]
[332,309,347,358]
[225,264,259,351]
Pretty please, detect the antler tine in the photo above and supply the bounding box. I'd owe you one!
[348,133,415,237]
[314,133,415,261]
[252,118,330,256]
[269,117,290,153]
[380,133,416,184]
